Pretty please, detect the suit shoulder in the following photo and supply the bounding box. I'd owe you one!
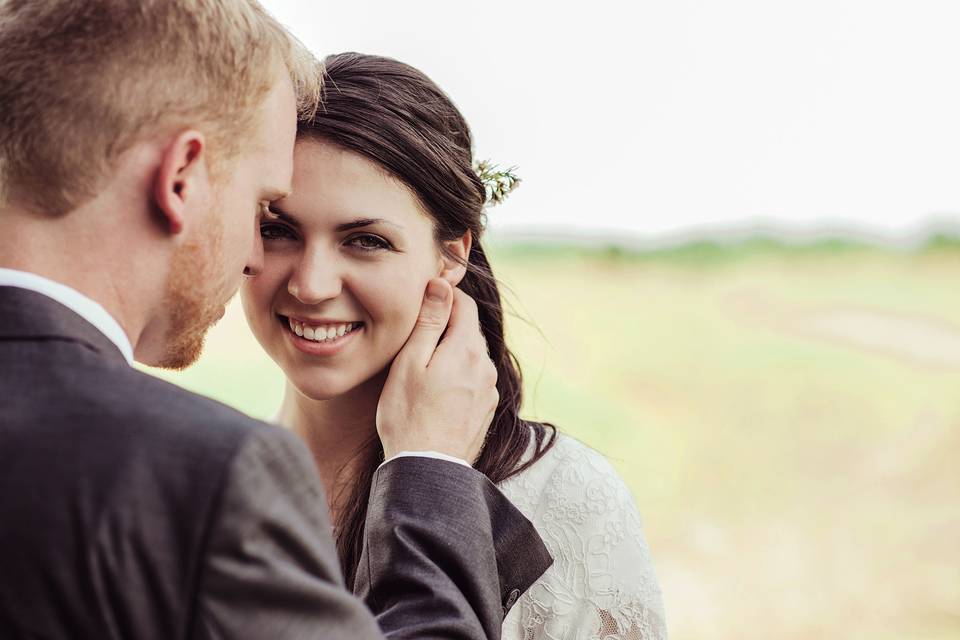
[121,367,264,431]
[62,358,275,454]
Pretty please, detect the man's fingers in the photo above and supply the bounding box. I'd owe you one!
[442,288,479,344]
[399,278,453,369]
[433,288,484,365]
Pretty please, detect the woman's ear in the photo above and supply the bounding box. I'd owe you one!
[152,130,208,236]
[438,230,473,287]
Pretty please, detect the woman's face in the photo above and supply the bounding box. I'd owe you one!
[241,138,465,400]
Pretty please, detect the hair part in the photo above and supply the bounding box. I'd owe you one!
[300,52,557,589]
[0,0,320,216]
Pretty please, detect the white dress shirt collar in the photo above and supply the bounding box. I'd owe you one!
[0,268,134,364]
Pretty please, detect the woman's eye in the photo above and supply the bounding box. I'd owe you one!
[346,234,392,251]
[260,222,296,241]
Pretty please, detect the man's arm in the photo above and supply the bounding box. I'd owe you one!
[357,458,553,640]
[190,425,383,640]
[189,423,550,640]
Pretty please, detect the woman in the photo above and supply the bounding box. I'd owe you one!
[241,52,667,640]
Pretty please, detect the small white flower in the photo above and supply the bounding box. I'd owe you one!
[474,159,521,206]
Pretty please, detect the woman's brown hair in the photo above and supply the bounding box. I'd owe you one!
[301,52,556,589]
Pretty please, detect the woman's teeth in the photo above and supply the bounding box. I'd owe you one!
[288,319,358,343]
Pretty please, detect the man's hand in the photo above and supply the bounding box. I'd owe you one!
[377,278,498,464]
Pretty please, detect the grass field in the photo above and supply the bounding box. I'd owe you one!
[150,238,960,640]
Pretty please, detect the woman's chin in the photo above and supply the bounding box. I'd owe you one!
[287,368,389,404]
[291,379,353,402]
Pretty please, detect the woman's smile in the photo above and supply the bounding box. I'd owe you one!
[279,313,365,357]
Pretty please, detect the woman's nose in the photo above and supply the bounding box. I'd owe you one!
[287,248,343,304]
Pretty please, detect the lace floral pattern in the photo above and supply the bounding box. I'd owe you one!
[498,433,667,640]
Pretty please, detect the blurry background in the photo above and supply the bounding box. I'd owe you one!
[150,2,960,638]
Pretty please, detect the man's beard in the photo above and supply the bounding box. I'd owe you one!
[155,210,229,370]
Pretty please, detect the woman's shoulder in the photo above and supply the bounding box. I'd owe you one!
[498,429,668,639]
[498,430,636,518]
[498,430,650,552]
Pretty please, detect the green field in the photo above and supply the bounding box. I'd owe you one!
[150,239,960,640]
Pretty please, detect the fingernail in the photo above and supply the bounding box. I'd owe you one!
[426,280,450,302]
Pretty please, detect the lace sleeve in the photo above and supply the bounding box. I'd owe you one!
[500,437,667,640]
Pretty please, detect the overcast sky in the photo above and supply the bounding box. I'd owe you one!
[263,0,960,241]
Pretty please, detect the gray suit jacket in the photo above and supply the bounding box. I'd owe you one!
[0,286,552,639]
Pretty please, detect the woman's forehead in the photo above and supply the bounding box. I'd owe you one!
[275,141,433,233]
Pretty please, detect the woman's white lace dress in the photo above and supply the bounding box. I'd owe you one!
[498,432,667,640]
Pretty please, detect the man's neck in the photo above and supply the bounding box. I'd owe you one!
[0,204,156,359]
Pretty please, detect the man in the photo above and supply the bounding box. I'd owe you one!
[0,1,550,638]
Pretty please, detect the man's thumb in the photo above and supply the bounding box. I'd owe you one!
[400,279,453,368]
[424,278,452,306]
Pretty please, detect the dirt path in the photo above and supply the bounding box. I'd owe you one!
[803,308,960,368]
[727,289,960,369]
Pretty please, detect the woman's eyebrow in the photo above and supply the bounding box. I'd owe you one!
[335,218,403,232]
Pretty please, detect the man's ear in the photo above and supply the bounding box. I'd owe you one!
[438,230,472,286]
[152,130,208,236]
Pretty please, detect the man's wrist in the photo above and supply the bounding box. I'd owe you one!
[378,450,471,470]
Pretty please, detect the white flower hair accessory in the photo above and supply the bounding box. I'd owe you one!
[474,160,521,206]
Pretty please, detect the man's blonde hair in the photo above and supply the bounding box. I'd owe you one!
[0,0,320,216]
